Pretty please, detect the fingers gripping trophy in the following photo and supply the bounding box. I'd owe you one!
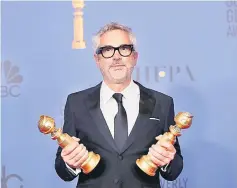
[136,112,193,176]
[38,115,100,174]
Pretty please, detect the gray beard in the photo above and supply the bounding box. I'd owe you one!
[100,67,133,84]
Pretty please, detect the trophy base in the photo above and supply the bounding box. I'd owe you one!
[136,155,158,176]
[72,40,86,49]
[81,151,100,174]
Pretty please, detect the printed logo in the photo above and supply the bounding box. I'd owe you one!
[134,65,195,84]
[226,0,237,37]
[160,177,188,188]
[1,165,23,188]
[1,60,23,98]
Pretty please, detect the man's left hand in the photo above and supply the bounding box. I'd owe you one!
[148,135,176,167]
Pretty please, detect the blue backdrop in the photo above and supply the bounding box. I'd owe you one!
[1,1,237,188]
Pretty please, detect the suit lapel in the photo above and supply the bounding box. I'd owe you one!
[85,83,119,153]
[120,82,156,154]
[85,81,158,155]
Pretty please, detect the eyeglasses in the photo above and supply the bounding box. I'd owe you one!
[96,44,134,58]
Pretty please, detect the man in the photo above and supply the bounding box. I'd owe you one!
[55,22,183,188]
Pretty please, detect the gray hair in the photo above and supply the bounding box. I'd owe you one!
[92,22,137,52]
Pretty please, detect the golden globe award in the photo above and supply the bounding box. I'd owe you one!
[136,112,193,176]
[38,115,100,174]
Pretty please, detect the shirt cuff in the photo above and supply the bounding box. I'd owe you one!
[65,162,81,175]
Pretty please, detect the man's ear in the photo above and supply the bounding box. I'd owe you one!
[132,51,138,66]
[94,54,100,67]
[133,51,138,60]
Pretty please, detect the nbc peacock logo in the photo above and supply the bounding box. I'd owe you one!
[1,60,23,98]
[1,165,23,188]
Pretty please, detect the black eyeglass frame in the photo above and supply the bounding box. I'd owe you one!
[95,44,135,58]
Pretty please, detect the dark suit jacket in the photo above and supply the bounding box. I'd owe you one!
[55,81,183,188]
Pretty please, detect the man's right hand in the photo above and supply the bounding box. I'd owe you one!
[61,137,89,169]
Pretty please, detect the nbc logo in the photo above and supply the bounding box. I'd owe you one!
[1,165,23,188]
[1,60,23,98]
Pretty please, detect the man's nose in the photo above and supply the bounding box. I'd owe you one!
[113,49,122,60]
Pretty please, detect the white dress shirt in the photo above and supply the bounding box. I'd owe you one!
[100,80,140,138]
[66,80,140,175]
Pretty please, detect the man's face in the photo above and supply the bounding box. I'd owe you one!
[94,29,138,84]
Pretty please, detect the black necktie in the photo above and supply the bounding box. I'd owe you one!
[113,93,128,151]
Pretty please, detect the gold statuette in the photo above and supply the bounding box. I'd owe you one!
[136,112,193,176]
[38,115,100,174]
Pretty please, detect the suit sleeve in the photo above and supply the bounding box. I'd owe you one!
[54,94,80,181]
[159,97,184,181]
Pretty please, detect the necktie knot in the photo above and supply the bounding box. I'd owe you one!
[113,93,123,103]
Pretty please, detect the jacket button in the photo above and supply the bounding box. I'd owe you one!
[118,155,123,160]
[114,179,119,184]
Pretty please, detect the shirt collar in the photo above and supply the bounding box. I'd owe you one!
[100,80,140,104]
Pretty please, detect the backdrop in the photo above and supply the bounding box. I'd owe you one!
[1,1,237,188]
